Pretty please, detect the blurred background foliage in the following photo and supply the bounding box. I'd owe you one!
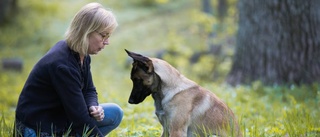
[0,0,319,136]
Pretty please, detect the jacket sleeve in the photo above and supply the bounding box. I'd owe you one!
[50,64,103,136]
[84,56,99,108]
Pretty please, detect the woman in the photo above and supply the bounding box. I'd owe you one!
[15,2,123,137]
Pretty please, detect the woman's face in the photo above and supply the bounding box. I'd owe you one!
[88,30,110,55]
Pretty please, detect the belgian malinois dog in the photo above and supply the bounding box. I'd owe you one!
[125,49,241,137]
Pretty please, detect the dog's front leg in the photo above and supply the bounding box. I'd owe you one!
[168,114,190,137]
[169,124,188,137]
[160,120,169,137]
[160,119,170,137]
[161,124,169,137]
[156,111,169,137]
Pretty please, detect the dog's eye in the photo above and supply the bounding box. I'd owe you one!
[133,77,142,82]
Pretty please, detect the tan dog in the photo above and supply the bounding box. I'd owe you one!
[125,49,241,137]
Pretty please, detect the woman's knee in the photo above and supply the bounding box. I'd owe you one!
[100,103,123,125]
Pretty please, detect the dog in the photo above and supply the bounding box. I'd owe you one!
[125,49,241,137]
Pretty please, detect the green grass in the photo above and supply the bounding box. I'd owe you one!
[0,0,319,137]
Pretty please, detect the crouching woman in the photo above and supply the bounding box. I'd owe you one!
[14,2,123,137]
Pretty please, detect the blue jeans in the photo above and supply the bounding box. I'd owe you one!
[24,103,123,137]
[95,103,123,135]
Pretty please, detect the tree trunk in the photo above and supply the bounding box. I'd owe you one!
[0,0,18,24]
[202,0,212,14]
[227,0,320,86]
[217,0,228,20]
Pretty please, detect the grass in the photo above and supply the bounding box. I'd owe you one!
[1,0,320,137]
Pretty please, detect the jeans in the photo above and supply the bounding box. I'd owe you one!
[23,103,123,137]
[95,103,123,135]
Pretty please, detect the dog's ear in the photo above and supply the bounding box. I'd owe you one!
[125,49,154,73]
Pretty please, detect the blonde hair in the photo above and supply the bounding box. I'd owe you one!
[65,2,118,55]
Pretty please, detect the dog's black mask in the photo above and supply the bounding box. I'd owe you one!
[125,49,155,104]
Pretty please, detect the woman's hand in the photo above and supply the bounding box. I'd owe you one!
[89,106,104,122]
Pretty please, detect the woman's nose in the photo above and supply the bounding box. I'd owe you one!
[103,38,109,45]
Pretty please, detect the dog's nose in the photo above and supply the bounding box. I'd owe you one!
[128,98,140,104]
[128,99,134,104]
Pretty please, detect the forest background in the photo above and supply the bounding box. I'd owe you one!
[0,0,319,136]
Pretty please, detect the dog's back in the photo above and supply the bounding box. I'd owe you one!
[168,84,241,137]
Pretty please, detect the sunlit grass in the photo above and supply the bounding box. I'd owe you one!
[0,114,13,136]
[1,80,319,136]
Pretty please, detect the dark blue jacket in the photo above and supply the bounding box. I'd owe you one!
[15,40,103,136]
